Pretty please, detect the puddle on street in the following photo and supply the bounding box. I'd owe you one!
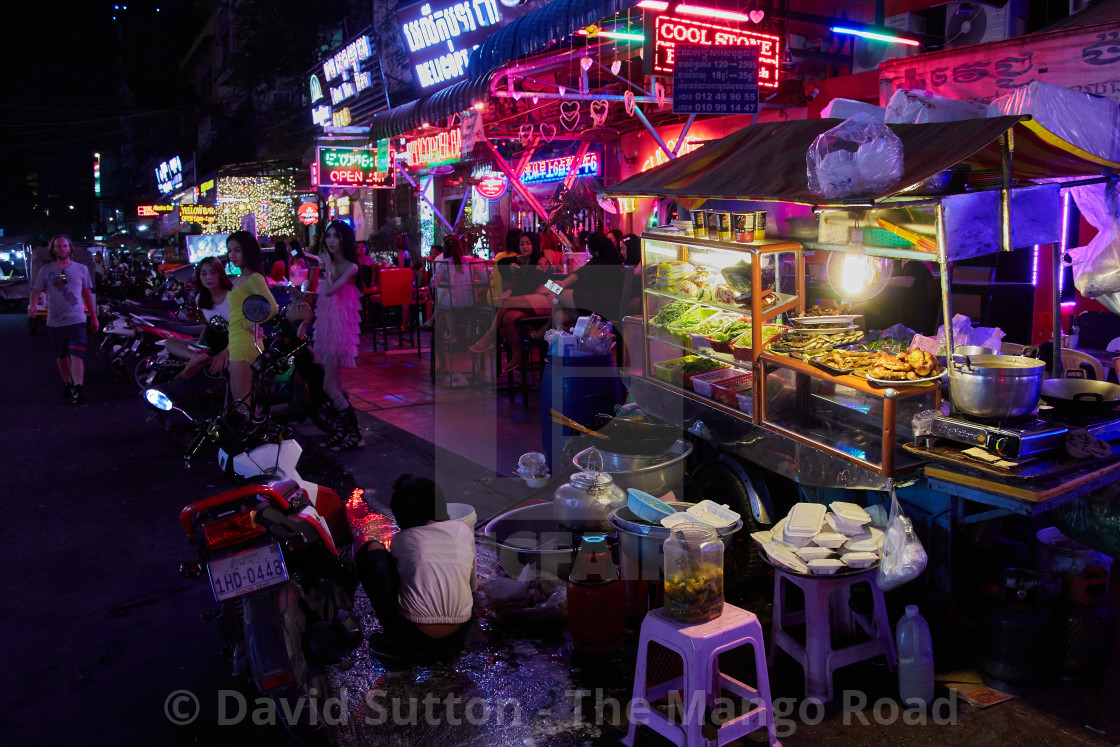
[326,485,633,745]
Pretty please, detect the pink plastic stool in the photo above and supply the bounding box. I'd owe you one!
[769,567,897,703]
[624,604,781,747]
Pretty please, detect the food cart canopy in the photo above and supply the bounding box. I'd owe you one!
[602,115,1120,206]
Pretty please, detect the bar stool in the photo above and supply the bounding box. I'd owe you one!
[624,605,781,747]
[769,567,896,703]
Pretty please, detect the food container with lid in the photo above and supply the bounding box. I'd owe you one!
[661,511,706,529]
[686,500,741,530]
[553,458,627,532]
[830,501,871,526]
[808,558,845,575]
[845,528,884,552]
[842,551,879,569]
[664,524,725,623]
[690,367,744,398]
[770,517,789,544]
[813,532,848,549]
[731,212,756,243]
[826,513,871,537]
[750,530,775,546]
[764,543,809,574]
[796,546,835,562]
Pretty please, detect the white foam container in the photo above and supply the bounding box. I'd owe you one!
[826,513,869,537]
[661,512,706,529]
[842,551,879,569]
[770,517,788,541]
[765,544,809,574]
[813,532,848,549]
[809,558,846,575]
[830,501,871,526]
[787,503,826,539]
[750,530,774,546]
[687,500,741,529]
[796,546,835,562]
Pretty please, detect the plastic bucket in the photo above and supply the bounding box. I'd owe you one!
[540,352,625,471]
[447,502,478,532]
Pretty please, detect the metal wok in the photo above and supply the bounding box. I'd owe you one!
[1040,378,1120,418]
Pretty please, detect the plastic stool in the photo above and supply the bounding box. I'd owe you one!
[624,604,780,747]
[769,567,897,703]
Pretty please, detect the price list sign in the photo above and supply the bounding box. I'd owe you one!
[672,45,759,115]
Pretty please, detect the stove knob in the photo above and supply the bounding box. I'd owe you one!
[994,437,1012,459]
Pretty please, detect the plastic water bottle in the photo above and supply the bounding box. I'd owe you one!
[897,605,935,706]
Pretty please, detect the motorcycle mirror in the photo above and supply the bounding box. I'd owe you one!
[242,294,272,323]
[143,388,174,412]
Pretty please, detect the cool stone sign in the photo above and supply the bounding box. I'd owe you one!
[397,0,538,91]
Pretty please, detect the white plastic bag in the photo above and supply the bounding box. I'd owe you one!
[807,113,904,199]
[884,88,988,124]
[1067,181,1120,306]
[877,487,927,592]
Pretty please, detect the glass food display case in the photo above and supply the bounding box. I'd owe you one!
[640,233,804,414]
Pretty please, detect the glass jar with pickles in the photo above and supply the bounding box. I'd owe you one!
[663,524,725,623]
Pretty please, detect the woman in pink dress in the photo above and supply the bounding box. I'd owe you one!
[314,220,364,451]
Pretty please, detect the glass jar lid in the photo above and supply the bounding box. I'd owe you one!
[670,523,719,544]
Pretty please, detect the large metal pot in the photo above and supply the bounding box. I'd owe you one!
[949,354,1046,419]
[573,440,693,495]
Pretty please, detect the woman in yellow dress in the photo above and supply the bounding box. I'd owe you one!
[225,231,277,417]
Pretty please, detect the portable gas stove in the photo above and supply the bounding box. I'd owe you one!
[929,408,1120,461]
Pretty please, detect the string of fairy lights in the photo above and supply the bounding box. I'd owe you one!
[209,175,298,236]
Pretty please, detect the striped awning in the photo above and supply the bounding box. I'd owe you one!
[602,115,1120,205]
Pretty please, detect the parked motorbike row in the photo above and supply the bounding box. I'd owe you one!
[135,292,363,739]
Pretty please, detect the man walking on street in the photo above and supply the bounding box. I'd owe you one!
[29,235,98,405]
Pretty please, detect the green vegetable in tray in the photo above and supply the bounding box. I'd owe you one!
[708,320,751,342]
[680,357,725,374]
[692,313,741,335]
[652,300,697,327]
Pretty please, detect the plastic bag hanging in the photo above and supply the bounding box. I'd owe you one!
[807,113,904,199]
[877,485,928,591]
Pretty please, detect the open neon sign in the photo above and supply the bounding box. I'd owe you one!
[646,13,781,88]
[316,147,395,188]
[521,152,600,184]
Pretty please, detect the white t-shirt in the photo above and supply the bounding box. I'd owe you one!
[202,296,229,323]
[391,521,475,625]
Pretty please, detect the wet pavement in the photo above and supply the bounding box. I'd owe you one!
[3,311,1119,746]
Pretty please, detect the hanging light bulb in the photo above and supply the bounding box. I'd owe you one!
[826,227,893,302]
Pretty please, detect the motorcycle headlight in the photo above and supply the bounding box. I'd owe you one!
[143,388,174,412]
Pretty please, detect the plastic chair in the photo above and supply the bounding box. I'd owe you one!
[368,268,415,353]
[1059,348,1104,380]
[769,566,896,703]
[624,605,781,747]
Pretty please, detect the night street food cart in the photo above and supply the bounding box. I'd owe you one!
[603,115,1120,594]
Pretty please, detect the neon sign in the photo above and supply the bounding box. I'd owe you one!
[316,147,395,188]
[405,129,462,168]
[137,205,175,217]
[475,173,508,200]
[397,0,502,90]
[155,156,183,195]
[641,136,706,172]
[521,152,600,184]
[645,13,781,88]
[180,205,217,225]
[310,32,377,130]
[298,202,319,226]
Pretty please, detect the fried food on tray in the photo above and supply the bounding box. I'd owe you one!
[823,350,879,369]
[866,350,943,381]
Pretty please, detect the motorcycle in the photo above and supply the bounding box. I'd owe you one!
[133,316,229,391]
[156,295,362,736]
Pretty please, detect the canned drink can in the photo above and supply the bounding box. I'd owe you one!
[691,210,707,236]
[705,212,720,240]
[712,212,731,242]
[731,212,756,243]
[754,210,767,241]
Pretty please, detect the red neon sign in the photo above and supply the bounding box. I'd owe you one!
[298,202,320,226]
[649,14,781,88]
[405,129,462,168]
[475,174,508,200]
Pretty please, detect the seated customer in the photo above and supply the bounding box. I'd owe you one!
[549,231,626,324]
[355,475,476,662]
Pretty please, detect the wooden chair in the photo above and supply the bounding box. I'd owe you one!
[367,268,416,353]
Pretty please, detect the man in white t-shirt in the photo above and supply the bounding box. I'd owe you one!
[356,475,476,661]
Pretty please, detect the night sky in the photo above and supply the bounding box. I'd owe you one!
[0,2,191,238]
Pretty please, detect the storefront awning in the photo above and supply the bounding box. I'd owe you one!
[368,74,494,141]
[468,0,634,77]
[601,115,1120,206]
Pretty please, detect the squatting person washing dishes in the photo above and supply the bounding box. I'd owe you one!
[355,475,476,662]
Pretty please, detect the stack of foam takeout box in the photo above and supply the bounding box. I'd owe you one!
[751,501,883,575]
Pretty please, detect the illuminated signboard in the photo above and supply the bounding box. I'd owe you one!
[475,173,508,200]
[405,129,462,168]
[645,13,781,89]
[137,204,175,217]
[180,204,217,225]
[199,178,216,197]
[155,156,183,195]
[521,151,600,184]
[309,32,377,130]
[397,0,502,90]
[316,147,396,188]
[298,202,320,226]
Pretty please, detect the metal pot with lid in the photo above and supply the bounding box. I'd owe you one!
[554,448,627,532]
[948,353,1046,419]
